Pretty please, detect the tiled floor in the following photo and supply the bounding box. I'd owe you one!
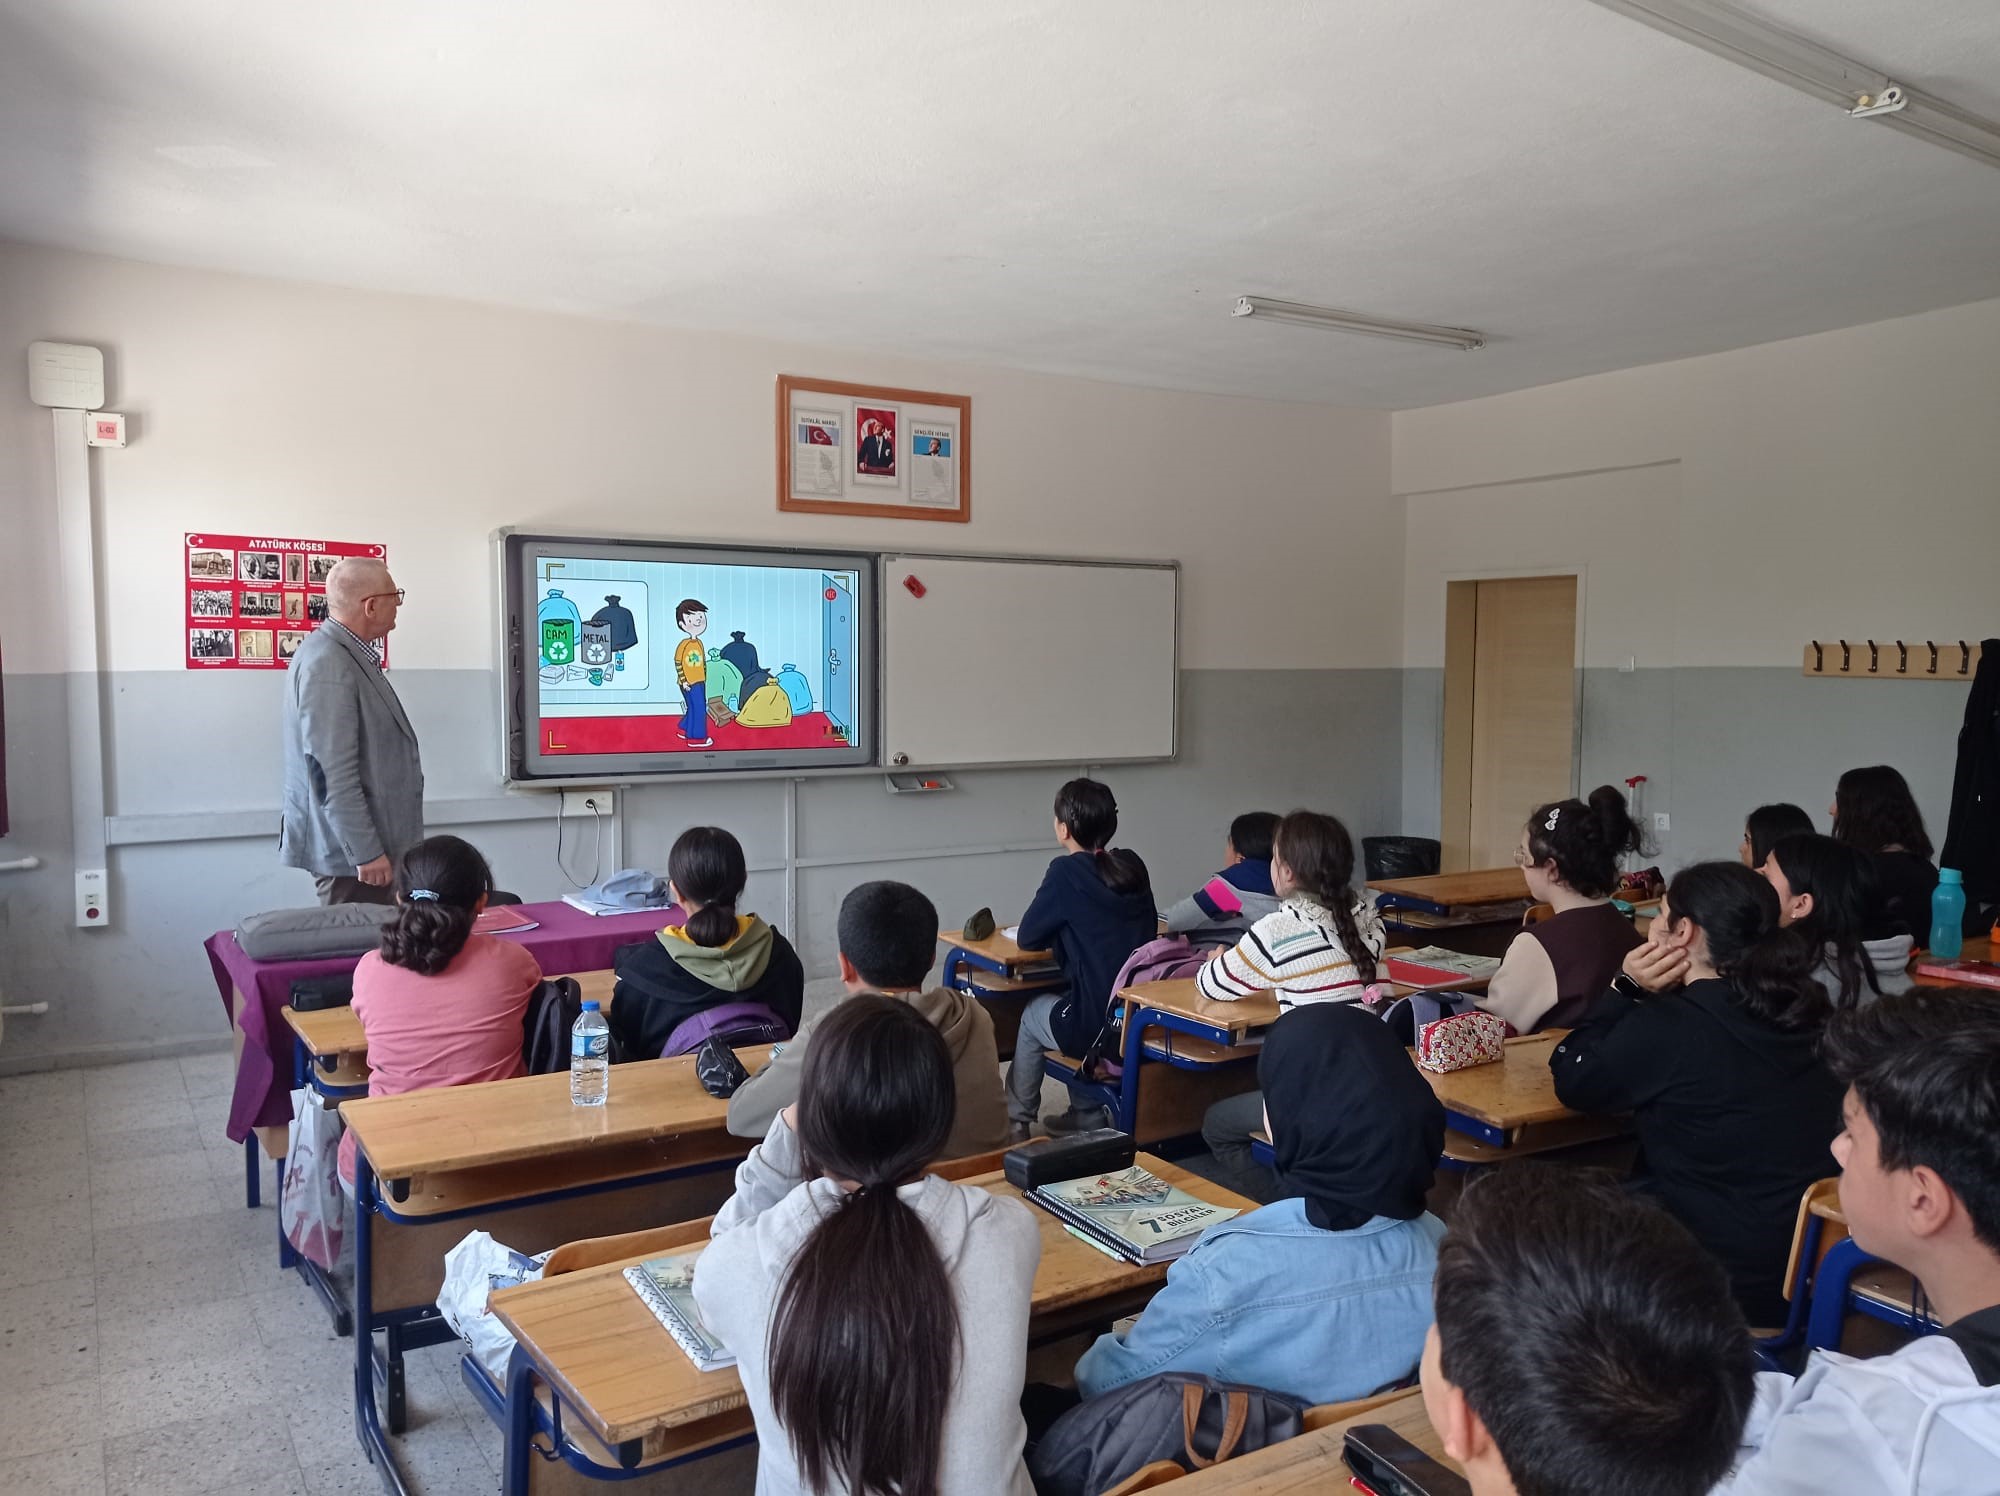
[0,1002,1068,1495]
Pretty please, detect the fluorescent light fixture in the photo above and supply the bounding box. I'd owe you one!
[1230,296,1486,351]
[1586,0,2000,171]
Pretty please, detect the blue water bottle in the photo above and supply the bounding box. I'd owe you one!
[1930,868,1966,960]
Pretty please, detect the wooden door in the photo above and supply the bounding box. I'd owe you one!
[1444,576,1577,870]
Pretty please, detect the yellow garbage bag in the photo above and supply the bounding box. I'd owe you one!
[735,678,794,728]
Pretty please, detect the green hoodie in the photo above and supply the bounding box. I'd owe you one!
[659,914,775,991]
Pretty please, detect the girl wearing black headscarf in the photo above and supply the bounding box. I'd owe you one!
[1072,1004,1446,1403]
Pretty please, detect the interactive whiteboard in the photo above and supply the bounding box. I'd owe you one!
[881,554,1178,770]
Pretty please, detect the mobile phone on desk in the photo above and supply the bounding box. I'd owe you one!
[1342,1425,1472,1496]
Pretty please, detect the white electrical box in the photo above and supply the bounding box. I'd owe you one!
[561,789,615,818]
[28,341,105,410]
[76,868,109,928]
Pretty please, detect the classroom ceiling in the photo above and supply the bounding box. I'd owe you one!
[2,1,1999,408]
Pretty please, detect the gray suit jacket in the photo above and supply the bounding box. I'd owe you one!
[279,622,424,877]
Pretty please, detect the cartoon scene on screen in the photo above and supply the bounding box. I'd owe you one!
[535,557,859,756]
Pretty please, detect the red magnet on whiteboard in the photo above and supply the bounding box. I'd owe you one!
[903,575,926,598]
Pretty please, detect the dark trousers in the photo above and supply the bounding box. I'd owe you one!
[315,875,396,906]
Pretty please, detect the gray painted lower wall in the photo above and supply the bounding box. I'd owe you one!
[1401,666,1970,870]
[0,666,1404,1070]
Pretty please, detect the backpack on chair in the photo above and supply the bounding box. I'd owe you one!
[520,977,628,1074]
[1028,1371,1308,1496]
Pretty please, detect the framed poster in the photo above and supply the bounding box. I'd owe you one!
[777,374,970,523]
[183,532,389,669]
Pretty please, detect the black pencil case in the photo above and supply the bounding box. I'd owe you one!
[1003,1129,1137,1191]
[288,975,354,1012]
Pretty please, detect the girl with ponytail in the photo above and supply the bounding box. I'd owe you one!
[1007,779,1157,1139]
[1552,860,1843,1324]
[1480,786,1646,1033]
[337,835,542,1189]
[1194,810,1387,1197]
[609,825,805,1060]
[695,995,1041,1496]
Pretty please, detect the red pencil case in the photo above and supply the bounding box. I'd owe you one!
[1415,1011,1507,1073]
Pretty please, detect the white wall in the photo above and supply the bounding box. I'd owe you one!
[1393,299,1999,865]
[3,241,1400,677]
[1395,297,2000,667]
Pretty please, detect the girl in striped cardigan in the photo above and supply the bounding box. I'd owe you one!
[1197,810,1385,1197]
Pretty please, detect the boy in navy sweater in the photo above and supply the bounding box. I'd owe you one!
[1007,780,1155,1139]
[1160,811,1280,948]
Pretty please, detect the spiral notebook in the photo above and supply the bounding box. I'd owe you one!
[623,1250,734,1372]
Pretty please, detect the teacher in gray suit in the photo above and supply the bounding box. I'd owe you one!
[279,557,424,904]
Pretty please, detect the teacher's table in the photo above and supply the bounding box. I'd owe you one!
[485,1155,1253,1495]
[1366,866,1532,958]
[938,925,1063,1058]
[339,1041,757,1496]
[206,899,678,1204]
[1153,1387,1454,1495]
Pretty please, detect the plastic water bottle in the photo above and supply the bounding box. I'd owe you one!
[1930,869,1966,961]
[571,999,610,1106]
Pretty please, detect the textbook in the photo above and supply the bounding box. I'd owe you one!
[1027,1165,1238,1265]
[623,1251,734,1372]
[1912,958,2000,990]
[1384,946,1502,988]
[473,906,539,934]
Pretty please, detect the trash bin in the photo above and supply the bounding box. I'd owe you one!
[1363,836,1441,881]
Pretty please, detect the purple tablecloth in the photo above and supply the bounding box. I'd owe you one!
[207,899,682,1142]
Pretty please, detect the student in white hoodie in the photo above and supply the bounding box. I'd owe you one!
[1714,988,2000,1495]
[693,995,1041,1496]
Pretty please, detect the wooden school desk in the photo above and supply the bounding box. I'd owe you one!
[1366,866,1532,958]
[1147,1387,1455,1495]
[1419,1030,1625,1155]
[338,1038,762,1496]
[1912,933,1995,987]
[938,925,1063,1057]
[486,1155,1254,1494]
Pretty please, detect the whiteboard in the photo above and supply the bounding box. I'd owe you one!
[882,555,1178,769]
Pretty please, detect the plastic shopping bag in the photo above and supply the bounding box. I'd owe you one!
[280,1086,349,1271]
[438,1230,551,1385]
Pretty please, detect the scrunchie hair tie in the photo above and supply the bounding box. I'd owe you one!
[408,888,439,901]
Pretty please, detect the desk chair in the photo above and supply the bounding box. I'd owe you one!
[1524,902,1555,925]
[1760,1178,1938,1365]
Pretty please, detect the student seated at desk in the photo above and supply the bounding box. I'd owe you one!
[1714,990,2000,1495]
[1760,833,1912,1007]
[1073,1003,1444,1403]
[609,825,804,1059]
[728,880,1009,1156]
[1196,810,1384,1198]
[1740,802,1815,869]
[336,835,541,1189]
[1007,778,1156,1140]
[1478,787,1643,1033]
[1551,862,1843,1326]
[1159,810,1280,948]
[1831,764,1939,942]
[694,996,1041,1496]
[1420,1167,1754,1496]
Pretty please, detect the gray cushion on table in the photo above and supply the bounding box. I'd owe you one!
[236,903,395,961]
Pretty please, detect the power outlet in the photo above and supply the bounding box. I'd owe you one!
[1653,812,1671,834]
[76,868,109,928]
[562,789,615,818]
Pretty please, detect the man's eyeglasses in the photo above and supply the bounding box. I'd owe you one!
[365,590,406,605]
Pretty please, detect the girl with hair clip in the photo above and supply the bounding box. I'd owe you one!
[1760,833,1913,1007]
[1479,786,1645,1034]
[1007,779,1156,1140]
[694,996,1041,1496]
[1195,810,1386,1199]
[1829,764,1939,941]
[1552,861,1844,1325]
[610,825,805,1059]
[337,835,542,1188]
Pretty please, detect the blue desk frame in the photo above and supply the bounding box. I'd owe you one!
[347,1148,740,1496]
[1048,1001,1262,1138]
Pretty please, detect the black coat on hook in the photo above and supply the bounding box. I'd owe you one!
[1941,640,2000,927]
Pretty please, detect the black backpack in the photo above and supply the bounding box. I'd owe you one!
[1028,1372,1308,1496]
[520,977,626,1075]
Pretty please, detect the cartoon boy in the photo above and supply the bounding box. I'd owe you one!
[674,598,712,747]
